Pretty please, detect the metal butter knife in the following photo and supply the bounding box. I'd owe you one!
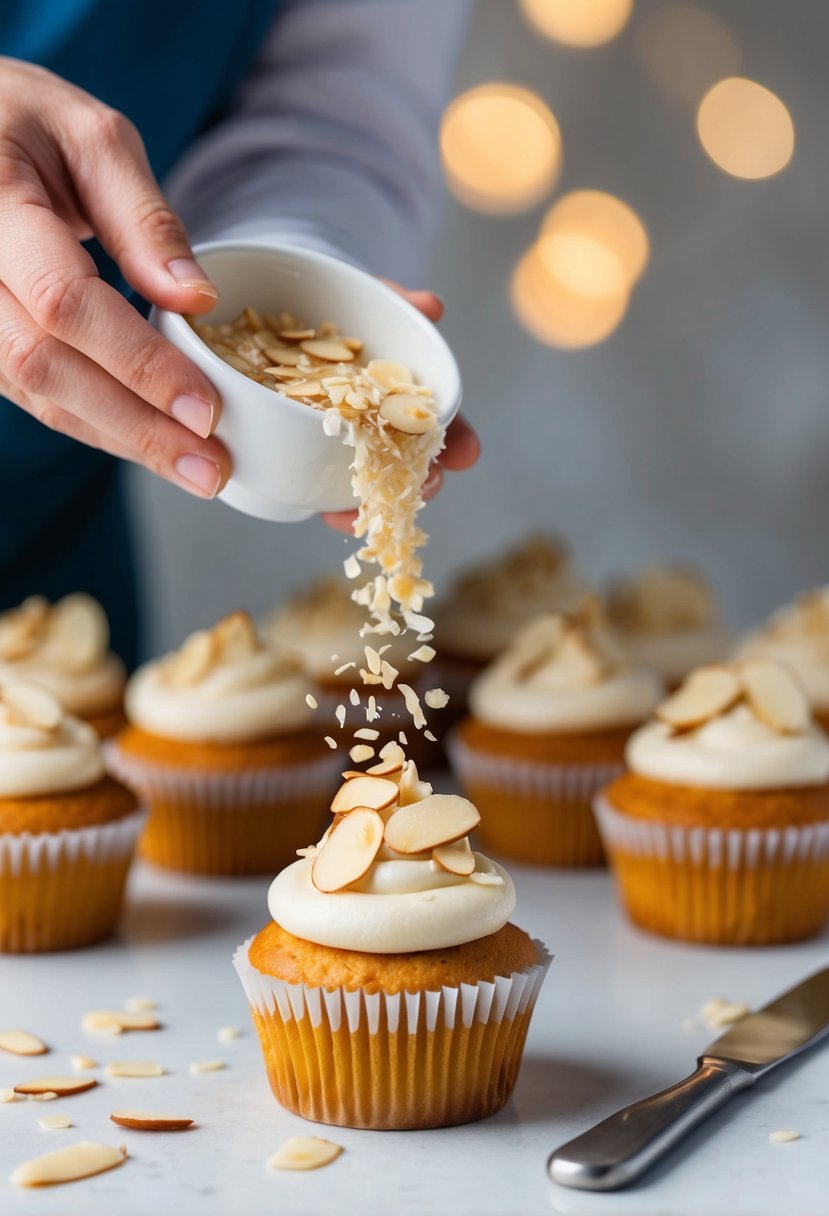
[548,966,829,1192]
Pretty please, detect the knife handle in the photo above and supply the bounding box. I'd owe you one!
[548,1058,754,1192]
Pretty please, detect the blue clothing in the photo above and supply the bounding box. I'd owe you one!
[0,1,280,664]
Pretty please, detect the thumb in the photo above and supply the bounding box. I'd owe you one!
[69,108,218,314]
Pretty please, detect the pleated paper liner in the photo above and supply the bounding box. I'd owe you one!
[594,792,829,945]
[234,935,552,1130]
[448,732,620,866]
[0,809,145,952]
[105,743,340,876]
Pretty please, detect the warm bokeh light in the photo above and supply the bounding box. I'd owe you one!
[696,77,794,179]
[635,3,741,110]
[519,0,634,48]
[440,84,562,214]
[511,242,629,349]
[541,190,649,288]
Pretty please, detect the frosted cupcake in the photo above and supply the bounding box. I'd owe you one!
[432,534,593,717]
[737,588,829,730]
[596,659,829,944]
[449,604,662,866]
[607,565,730,689]
[234,745,551,1130]
[107,612,340,875]
[0,594,126,738]
[0,681,142,951]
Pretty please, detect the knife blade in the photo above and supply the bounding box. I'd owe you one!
[548,966,829,1192]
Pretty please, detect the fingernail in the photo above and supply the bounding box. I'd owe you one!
[175,454,222,497]
[171,394,214,438]
[168,258,219,299]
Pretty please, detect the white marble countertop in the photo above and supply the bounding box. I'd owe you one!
[2,850,827,1215]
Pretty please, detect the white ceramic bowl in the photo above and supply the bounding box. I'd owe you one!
[153,241,463,522]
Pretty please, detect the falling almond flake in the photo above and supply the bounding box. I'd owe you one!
[343,555,361,580]
[398,684,426,730]
[189,1060,225,1074]
[348,688,360,707]
[267,1136,343,1171]
[424,688,449,710]
[398,731,408,745]
[335,705,346,728]
[409,645,436,663]
[424,730,437,742]
[349,744,375,763]
[324,736,337,750]
[367,696,379,722]
[334,662,356,677]
[354,727,379,741]
[305,693,318,710]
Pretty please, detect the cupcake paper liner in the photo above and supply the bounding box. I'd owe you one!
[105,742,340,875]
[448,732,621,866]
[234,935,552,1130]
[0,809,145,952]
[594,792,829,945]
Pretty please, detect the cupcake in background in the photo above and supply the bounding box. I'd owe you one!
[0,594,126,738]
[0,680,142,951]
[264,575,433,759]
[606,565,730,690]
[432,533,594,717]
[449,602,662,866]
[107,611,340,875]
[737,587,829,730]
[234,743,550,1129]
[596,659,829,945]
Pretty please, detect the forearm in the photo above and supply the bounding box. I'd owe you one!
[164,0,471,284]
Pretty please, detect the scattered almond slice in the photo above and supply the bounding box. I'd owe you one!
[740,658,810,735]
[70,1055,96,1072]
[106,1061,163,1079]
[82,1011,160,1034]
[433,838,475,876]
[1,1088,18,1103]
[384,793,480,854]
[268,1136,343,1171]
[217,1026,241,1044]
[0,1030,48,1056]
[15,1077,96,1099]
[110,1110,193,1132]
[655,665,741,733]
[37,1115,71,1130]
[699,998,750,1029]
[11,1142,127,1187]
[770,1130,801,1144]
[123,996,157,1014]
[312,808,384,893]
[189,1060,226,1074]
[30,1092,59,1103]
[331,775,398,814]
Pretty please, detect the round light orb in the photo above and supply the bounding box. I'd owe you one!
[440,83,562,214]
[519,0,634,48]
[696,77,794,179]
[511,242,629,349]
[541,190,649,288]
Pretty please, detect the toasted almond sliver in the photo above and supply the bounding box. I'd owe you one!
[433,838,475,876]
[70,1055,96,1072]
[268,1136,343,1171]
[123,996,157,1014]
[14,1077,96,1098]
[331,775,399,814]
[189,1060,226,1074]
[217,1026,241,1044]
[82,1011,160,1034]
[740,658,811,735]
[384,794,480,855]
[11,1141,126,1187]
[655,665,741,733]
[312,808,384,893]
[0,1030,48,1056]
[106,1061,164,1079]
[299,339,355,363]
[37,1115,71,1130]
[110,1110,193,1132]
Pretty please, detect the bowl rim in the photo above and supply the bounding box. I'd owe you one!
[155,239,463,427]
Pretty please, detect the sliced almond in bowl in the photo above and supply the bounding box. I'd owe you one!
[267,1136,343,1171]
[14,1077,97,1098]
[740,658,811,735]
[110,1110,193,1132]
[11,1142,126,1187]
[655,665,741,733]
[433,838,475,876]
[0,1030,48,1056]
[299,338,355,363]
[379,394,436,435]
[331,775,398,814]
[312,808,384,893]
[384,794,480,855]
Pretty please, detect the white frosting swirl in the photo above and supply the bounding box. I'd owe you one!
[126,645,311,744]
[470,612,663,733]
[627,704,829,790]
[268,847,515,953]
[738,590,829,710]
[0,712,103,797]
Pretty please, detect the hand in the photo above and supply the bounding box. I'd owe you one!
[322,286,480,534]
[0,59,230,498]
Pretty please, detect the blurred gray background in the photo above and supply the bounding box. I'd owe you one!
[127,0,829,654]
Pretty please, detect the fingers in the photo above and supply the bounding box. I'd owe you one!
[64,106,219,316]
[436,413,481,471]
[381,280,445,323]
[0,199,222,436]
[0,284,231,499]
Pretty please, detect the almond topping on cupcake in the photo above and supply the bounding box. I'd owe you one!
[311,808,384,893]
[655,661,810,737]
[607,566,718,634]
